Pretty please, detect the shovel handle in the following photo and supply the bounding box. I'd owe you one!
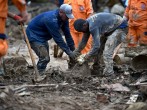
[112,43,122,59]
[20,24,40,79]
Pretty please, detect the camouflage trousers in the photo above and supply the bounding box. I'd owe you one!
[103,29,126,75]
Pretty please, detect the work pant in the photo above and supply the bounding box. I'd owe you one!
[127,25,147,47]
[30,42,50,74]
[103,29,126,75]
[70,31,92,54]
[0,18,8,57]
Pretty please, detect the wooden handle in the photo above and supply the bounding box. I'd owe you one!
[112,43,122,59]
[21,24,40,79]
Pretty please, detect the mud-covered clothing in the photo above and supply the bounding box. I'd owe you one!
[124,0,147,46]
[26,9,75,55]
[30,42,49,74]
[103,29,126,75]
[76,13,123,58]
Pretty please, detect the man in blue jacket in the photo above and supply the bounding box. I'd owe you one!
[26,4,75,75]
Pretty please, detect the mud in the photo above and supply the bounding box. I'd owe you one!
[1,2,147,110]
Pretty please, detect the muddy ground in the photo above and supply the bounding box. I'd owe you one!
[0,2,147,110]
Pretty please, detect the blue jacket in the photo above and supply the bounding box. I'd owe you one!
[26,9,75,55]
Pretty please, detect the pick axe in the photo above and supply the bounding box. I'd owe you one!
[8,12,46,82]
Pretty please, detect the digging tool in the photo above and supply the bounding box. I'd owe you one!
[112,43,123,59]
[8,12,46,82]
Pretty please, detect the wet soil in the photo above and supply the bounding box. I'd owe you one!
[0,2,147,110]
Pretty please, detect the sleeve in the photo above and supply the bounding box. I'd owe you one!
[85,0,94,17]
[61,21,75,51]
[44,18,72,55]
[12,0,26,12]
[87,28,100,56]
[124,0,131,19]
[76,32,90,52]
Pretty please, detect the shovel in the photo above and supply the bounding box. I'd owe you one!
[8,12,46,82]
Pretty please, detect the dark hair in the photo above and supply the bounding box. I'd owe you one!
[74,19,86,32]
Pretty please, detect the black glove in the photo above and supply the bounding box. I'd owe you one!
[68,51,77,59]
[72,49,81,58]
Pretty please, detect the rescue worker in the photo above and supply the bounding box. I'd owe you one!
[72,13,126,77]
[26,4,75,75]
[64,0,93,54]
[124,0,147,47]
[0,0,29,75]
[103,4,127,76]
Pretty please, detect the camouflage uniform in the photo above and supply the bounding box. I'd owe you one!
[103,28,126,75]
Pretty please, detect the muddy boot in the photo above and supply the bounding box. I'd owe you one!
[91,64,103,76]
[33,71,46,82]
[36,75,46,82]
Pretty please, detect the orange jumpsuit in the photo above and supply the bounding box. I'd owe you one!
[64,0,93,54]
[125,0,147,47]
[0,0,26,57]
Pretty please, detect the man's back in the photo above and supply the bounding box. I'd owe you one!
[28,10,58,37]
[87,13,123,35]
[27,10,62,42]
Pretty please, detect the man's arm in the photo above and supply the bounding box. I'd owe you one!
[62,21,75,51]
[87,29,100,56]
[85,0,94,17]
[45,19,72,55]
[12,0,30,22]
[12,0,26,12]
[76,32,90,52]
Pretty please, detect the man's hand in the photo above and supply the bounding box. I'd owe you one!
[20,11,31,23]
[8,11,31,24]
[72,49,81,57]
[77,54,90,65]
[68,51,78,59]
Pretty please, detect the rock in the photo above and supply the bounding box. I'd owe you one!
[3,56,28,76]
[139,85,147,95]
[126,102,147,110]
[97,93,109,104]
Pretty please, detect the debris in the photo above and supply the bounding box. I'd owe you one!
[17,91,31,96]
[126,102,147,110]
[126,94,139,104]
[54,44,59,58]
[139,85,147,95]
[131,55,147,71]
[97,93,109,104]
[101,83,130,92]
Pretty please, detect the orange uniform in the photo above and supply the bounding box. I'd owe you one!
[64,0,93,54]
[0,0,26,57]
[124,0,147,47]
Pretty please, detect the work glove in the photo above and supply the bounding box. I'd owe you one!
[72,49,81,57]
[77,54,90,65]
[68,51,77,59]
